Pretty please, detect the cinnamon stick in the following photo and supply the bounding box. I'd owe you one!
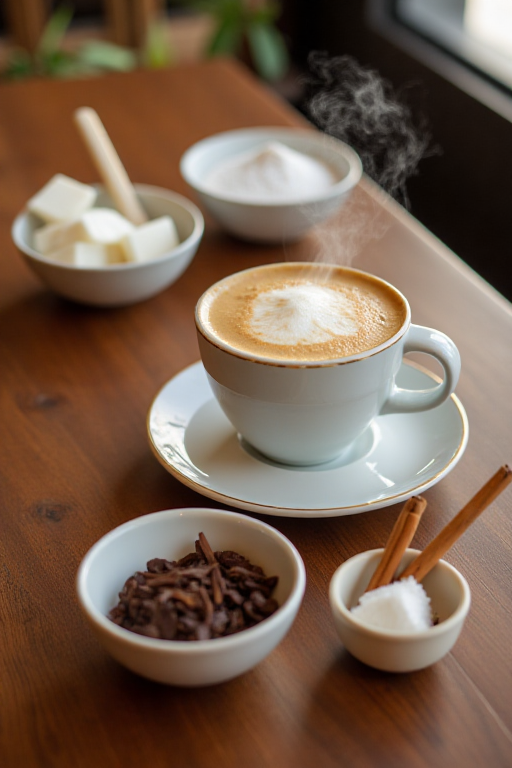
[400,465,512,583]
[365,495,427,592]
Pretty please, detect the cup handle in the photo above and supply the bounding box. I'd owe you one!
[380,324,461,415]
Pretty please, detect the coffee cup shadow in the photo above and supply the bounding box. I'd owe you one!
[239,421,379,470]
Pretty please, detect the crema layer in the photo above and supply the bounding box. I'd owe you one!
[200,264,407,362]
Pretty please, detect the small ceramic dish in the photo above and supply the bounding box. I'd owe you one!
[329,548,471,672]
[77,507,306,686]
[180,126,362,243]
[12,184,204,307]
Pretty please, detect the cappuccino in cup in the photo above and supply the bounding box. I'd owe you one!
[196,263,461,466]
[197,262,407,363]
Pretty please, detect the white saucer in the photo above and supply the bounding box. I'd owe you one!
[147,361,468,518]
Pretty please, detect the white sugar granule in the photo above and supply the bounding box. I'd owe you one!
[351,576,432,632]
[203,141,337,202]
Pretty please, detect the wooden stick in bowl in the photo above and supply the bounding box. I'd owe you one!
[74,106,148,225]
[400,464,512,583]
[365,495,426,592]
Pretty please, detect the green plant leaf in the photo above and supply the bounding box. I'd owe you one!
[37,5,74,57]
[3,49,34,80]
[190,0,244,23]
[142,20,173,69]
[246,21,289,81]
[207,16,244,56]
[77,41,137,72]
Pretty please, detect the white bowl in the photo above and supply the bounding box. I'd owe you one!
[329,548,471,673]
[12,184,204,307]
[77,507,306,686]
[180,126,362,243]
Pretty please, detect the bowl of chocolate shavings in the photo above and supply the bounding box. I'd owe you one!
[77,507,306,686]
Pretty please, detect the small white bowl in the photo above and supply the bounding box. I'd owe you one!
[180,126,362,243]
[12,184,204,307]
[329,548,471,673]
[77,507,306,686]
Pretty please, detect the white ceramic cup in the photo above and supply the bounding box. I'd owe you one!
[195,263,461,466]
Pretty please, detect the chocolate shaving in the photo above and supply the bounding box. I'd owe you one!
[211,566,224,606]
[108,532,280,641]
[197,531,217,564]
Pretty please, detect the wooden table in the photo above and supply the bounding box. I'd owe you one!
[1,58,511,768]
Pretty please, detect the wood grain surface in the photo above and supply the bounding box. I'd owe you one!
[1,58,511,768]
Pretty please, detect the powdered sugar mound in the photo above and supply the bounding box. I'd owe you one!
[204,141,337,202]
[351,576,432,632]
[249,283,358,345]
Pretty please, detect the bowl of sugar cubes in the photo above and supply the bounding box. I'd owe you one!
[12,174,204,307]
[12,108,204,307]
[180,126,362,244]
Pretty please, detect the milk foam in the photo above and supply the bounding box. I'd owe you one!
[250,283,358,345]
[200,264,407,362]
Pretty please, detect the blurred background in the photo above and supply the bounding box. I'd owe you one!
[1,0,511,299]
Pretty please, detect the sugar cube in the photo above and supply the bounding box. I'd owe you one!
[33,208,135,255]
[120,216,179,263]
[49,241,125,267]
[27,174,97,224]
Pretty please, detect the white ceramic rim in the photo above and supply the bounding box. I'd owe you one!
[180,126,363,207]
[329,548,472,641]
[12,184,205,273]
[76,507,306,653]
[195,262,411,367]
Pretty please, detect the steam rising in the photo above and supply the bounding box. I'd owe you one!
[294,53,437,266]
[303,52,434,207]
